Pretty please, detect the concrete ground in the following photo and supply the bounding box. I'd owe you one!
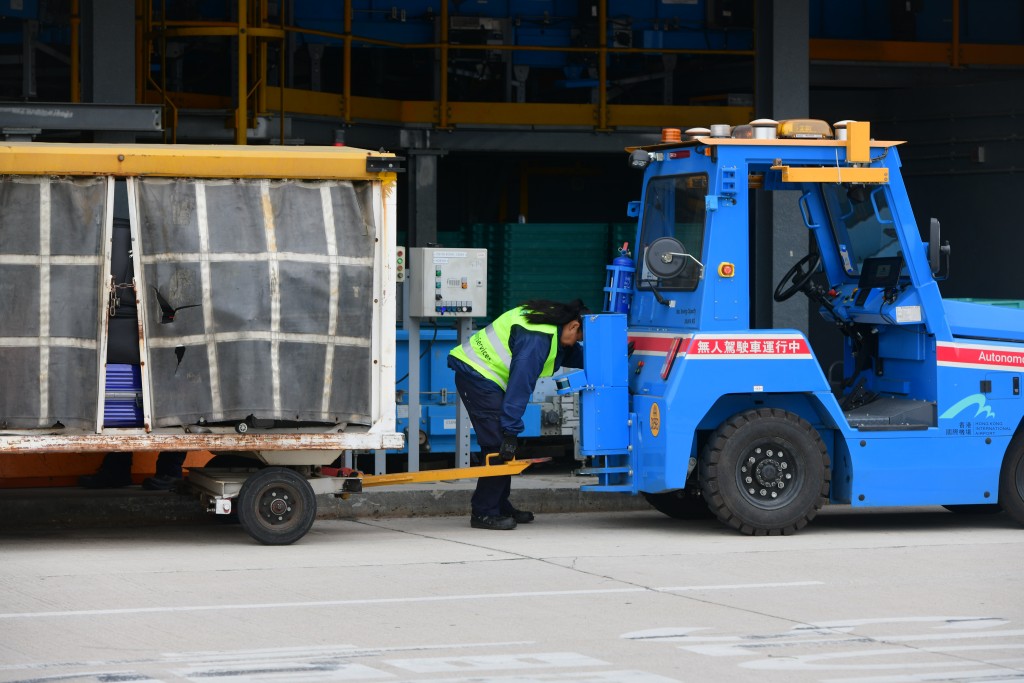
[1,504,1022,683]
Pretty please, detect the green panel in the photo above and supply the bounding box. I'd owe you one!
[466,223,634,321]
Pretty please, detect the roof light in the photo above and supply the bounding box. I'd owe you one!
[750,118,779,140]
[661,128,682,143]
[833,120,856,141]
[685,127,710,139]
[731,124,753,139]
[777,119,833,140]
[710,124,732,138]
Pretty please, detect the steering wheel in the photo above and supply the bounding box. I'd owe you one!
[774,252,823,302]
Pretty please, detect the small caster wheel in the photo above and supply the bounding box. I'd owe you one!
[235,421,249,434]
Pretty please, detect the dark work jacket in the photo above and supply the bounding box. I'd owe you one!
[448,324,584,435]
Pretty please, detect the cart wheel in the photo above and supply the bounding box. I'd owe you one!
[235,421,249,434]
[642,487,713,519]
[236,467,317,545]
[700,407,830,536]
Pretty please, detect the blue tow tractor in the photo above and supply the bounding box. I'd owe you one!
[558,119,1024,535]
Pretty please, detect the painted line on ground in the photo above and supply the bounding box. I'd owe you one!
[0,581,824,620]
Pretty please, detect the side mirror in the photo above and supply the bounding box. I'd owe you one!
[929,217,952,278]
[644,236,704,281]
[929,218,941,273]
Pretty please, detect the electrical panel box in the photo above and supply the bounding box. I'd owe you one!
[408,247,488,317]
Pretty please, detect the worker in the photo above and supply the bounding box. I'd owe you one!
[448,298,586,530]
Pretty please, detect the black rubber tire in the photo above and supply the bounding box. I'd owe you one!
[999,436,1024,527]
[699,408,830,536]
[643,487,713,519]
[237,467,317,545]
[942,504,1002,515]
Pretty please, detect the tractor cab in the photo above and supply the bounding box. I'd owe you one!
[625,120,952,424]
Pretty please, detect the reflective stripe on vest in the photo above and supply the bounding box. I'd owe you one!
[449,307,558,390]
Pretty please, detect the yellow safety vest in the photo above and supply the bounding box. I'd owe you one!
[449,307,558,390]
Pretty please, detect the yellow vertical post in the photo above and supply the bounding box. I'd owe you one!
[597,0,608,131]
[440,0,449,128]
[951,0,961,68]
[70,0,80,102]
[343,0,352,123]
[236,0,248,144]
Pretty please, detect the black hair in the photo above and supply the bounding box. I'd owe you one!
[520,298,588,326]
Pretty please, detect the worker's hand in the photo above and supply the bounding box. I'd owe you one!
[498,434,518,462]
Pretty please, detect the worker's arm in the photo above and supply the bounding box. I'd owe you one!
[500,326,551,435]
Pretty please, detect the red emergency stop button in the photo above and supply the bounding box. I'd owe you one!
[718,262,736,277]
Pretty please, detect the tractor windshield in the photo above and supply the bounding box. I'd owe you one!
[822,183,902,278]
[637,173,707,291]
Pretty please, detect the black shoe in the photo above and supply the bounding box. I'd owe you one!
[470,514,517,530]
[507,508,534,524]
[142,474,182,491]
[79,471,132,489]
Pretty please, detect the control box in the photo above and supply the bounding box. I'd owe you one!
[396,245,407,282]
[408,247,488,317]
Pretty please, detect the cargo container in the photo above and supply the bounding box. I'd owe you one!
[0,141,409,544]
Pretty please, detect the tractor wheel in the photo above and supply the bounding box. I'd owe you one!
[700,408,830,536]
[237,467,317,545]
[999,437,1024,527]
[643,487,713,520]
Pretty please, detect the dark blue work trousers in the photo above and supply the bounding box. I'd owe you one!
[453,369,516,518]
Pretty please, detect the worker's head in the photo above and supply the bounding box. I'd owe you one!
[559,318,583,347]
[521,298,588,346]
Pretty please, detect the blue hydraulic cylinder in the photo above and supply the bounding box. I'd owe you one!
[557,314,630,454]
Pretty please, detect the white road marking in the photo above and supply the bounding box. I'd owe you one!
[389,672,681,683]
[174,660,391,682]
[384,652,605,673]
[0,581,822,620]
[0,641,532,673]
[624,615,1024,680]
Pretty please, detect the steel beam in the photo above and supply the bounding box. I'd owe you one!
[0,103,162,132]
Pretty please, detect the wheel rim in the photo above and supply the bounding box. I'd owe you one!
[254,483,303,531]
[735,439,802,510]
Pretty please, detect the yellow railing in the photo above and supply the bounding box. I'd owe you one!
[137,0,758,142]
[134,0,1024,143]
